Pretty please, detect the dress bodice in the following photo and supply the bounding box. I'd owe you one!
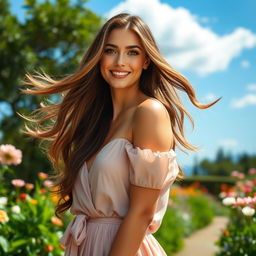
[70,138,179,233]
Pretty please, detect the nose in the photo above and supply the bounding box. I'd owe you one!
[116,52,125,66]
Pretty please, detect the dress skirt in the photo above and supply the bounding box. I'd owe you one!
[61,216,167,256]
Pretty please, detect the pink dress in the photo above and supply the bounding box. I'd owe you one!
[60,138,179,256]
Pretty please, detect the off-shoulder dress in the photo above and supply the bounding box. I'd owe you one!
[60,138,179,256]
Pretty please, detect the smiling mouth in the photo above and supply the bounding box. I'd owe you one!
[110,71,130,78]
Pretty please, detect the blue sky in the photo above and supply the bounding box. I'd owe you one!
[8,0,256,173]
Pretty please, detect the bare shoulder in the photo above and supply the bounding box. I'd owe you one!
[132,98,174,151]
[137,98,169,117]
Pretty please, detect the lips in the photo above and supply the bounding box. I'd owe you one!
[110,70,130,78]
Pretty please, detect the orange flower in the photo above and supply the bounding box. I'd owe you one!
[45,244,54,252]
[0,210,9,223]
[50,194,59,203]
[221,184,228,192]
[51,216,63,226]
[25,183,34,190]
[38,172,48,180]
[59,243,65,250]
[29,199,38,205]
[224,230,230,236]
[39,188,47,193]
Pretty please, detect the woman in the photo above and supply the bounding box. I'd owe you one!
[19,13,221,256]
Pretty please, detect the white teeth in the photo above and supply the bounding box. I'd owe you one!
[112,71,129,76]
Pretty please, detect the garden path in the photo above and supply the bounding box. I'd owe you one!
[174,216,229,256]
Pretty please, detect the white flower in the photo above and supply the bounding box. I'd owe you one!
[242,206,255,216]
[219,192,226,198]
[11,205,21,214]
[222,197,236,206]
[0,197,8,207]
[182,212,190,221]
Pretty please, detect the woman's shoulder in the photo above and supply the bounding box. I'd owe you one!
[131,97,173,151]
[134,97,169,121]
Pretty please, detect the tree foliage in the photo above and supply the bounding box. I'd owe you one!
[0,0,101,181]
[199,148,256,176]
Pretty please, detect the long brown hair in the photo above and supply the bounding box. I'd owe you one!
[18,13,221,217]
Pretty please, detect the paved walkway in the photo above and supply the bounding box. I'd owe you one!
[174,216,229,256]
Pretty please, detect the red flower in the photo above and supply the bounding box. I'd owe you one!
[19,193,28,201]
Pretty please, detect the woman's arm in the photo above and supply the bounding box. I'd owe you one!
[108,99,174,256]
[108,185,160,256]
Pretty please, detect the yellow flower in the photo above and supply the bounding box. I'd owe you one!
[29,199,38,205]
[50,194,59,203]
[0,210,9,223]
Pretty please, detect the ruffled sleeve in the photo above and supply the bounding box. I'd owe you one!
[125,143,179,190]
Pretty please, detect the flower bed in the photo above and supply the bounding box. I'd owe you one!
[154,182,226,254]
[0,144,71,256]
[216,169,256,255]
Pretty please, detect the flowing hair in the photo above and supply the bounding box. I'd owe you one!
[18,13,221,217]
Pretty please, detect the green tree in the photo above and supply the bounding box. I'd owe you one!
[192,156,199,175]
[198,147,256,176]
[0,0,101,181]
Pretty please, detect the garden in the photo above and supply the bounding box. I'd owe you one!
[0,144,72,255]
[1,144,255,255]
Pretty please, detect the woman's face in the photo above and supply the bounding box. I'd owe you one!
[100,28,149,90]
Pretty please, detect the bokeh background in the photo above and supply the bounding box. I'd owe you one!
[1,0,255,179]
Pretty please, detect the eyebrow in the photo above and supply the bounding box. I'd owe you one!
[105,43,142,50]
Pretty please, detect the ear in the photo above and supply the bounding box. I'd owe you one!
[143,56,150,70]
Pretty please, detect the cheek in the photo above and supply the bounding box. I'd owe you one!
[100,57,110,78]
[131,58,146,71]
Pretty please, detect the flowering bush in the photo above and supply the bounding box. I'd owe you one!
[0,144,71,255]
[154,182,226,254]
[216,168,256,255]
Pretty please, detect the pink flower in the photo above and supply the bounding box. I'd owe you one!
[248,168,256,175]
[237,173,245,179]
[234,197,245,206]
[43,180,53,187]
[0,144,22,165]
[244,186,252,193]
[11,179,25,187]
[231,170,239,177]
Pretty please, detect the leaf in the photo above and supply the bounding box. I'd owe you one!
[0,236,9,252]
[9,238,31,251]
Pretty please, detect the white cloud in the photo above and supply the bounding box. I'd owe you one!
[218,139,238,148]
[241,60,250,68]
[247,83,256,91]
[106,0,256,75]
[230,94,256,108]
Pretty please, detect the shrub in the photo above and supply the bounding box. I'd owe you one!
[0,144,71,256]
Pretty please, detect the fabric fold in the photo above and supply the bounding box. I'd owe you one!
[60,214,88,247]
[125,143,179,189]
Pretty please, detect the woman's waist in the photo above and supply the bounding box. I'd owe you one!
[87,216,123,224]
